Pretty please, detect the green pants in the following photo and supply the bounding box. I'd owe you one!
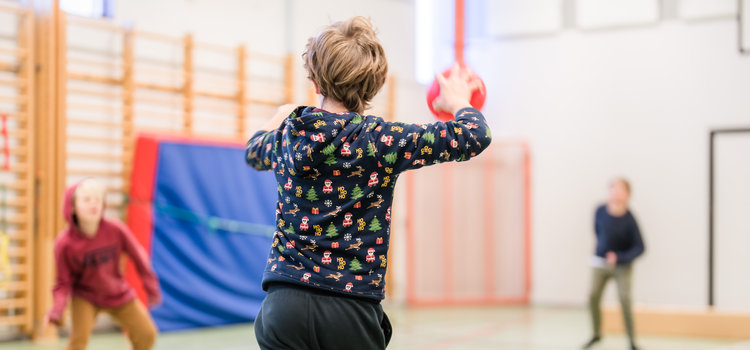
[588,264,635,343]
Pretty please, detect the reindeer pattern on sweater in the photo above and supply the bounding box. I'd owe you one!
[246,106,491,300]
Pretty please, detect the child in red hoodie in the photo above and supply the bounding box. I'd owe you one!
[45,179,160,350]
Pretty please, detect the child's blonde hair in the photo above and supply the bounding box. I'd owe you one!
[611,177,631,194]
[303,16,388,114]
[75,178,106,200]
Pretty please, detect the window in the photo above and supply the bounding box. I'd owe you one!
[60,0,112,18]
[415,0,439,84]
[414,0,483,84]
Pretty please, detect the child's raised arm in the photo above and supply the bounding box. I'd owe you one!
[375,64,491,172]
[378,109,491,173]
[245,104,297,171]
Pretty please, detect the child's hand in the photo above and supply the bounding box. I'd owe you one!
[432,63,483,116]
[606,251,617,267]
[43,314,59,328]
[148,292,162,308]
[259,104,298,132]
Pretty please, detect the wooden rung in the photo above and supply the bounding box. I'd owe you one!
[0,298,29,310]
[0,215,29,226]
[0,182,29,193]
[0,77,23,87]
[136,56,181,68]
[135,65,182,77]
[0,46,26,57]
[0,163,29,174]
[67,151,123,162]
[193,40,235,54]
[68,56,121,68]
[0,111,30,121]
[67,102,121,114]
[7,247,31,259]
[0,94,27,104]
[193,102,236,114]
[3,231,31,240]
[9,264,29,275]
[0,61,19,73]
[0,2,26,15]
[245,75,284,86]
[0,197,30,209]
[0,228,33,237]
[66,13,124,32]
[133,125,181,133]
[68,71,121,85]
[106,197,125,206]
[0,315,30,327]
[0,116,29,129]
[194,65,235,77]
[134,81,182,94]
[247,97,283,106]
[67,86,121,98]
[67,134,121,144]
[133,94,181,106]
[67,117,123,129]
[5,238,31,246]
[5,129,29,140]
[7,147,30,159]
[105,212,125,220]
[134,30,181,44]
[67,168,122,178]
[193,115,235,126]
[195,77,237,88]
[133,109,181,120]
[106,186,128,194]
[106,185,125,193]
[248,51,286,62]
[67,45,120,59]
[195,90,234,101]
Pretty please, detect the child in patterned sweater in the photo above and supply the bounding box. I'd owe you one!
[246,16,491,350]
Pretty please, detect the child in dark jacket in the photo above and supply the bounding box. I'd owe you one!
[585,178,644,350]
[46,179,160,350]
[246,16,491,350]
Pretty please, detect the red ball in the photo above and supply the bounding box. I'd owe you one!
[426,66,486,121]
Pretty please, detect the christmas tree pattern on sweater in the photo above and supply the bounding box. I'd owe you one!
[246,106,491,300]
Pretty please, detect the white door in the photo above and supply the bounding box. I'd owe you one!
[714,132,750,312]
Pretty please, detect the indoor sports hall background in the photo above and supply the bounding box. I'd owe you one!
[0,0,749,349]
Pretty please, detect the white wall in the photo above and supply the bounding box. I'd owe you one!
[469,18,750,307]
[112,0,750,309]
[114,0,416,104]
[115,0,287,53]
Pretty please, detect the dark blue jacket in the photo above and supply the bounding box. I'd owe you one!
[246,106,491,300]
[594,205,645,265]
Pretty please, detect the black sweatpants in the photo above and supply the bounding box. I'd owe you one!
[254,283,392,350]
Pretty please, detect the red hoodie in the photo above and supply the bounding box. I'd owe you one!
[48,182,160,323]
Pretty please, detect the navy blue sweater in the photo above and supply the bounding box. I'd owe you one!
[246,106,491,300]
[594,205,645,265]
